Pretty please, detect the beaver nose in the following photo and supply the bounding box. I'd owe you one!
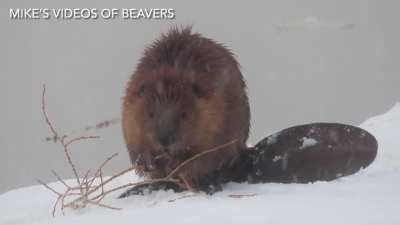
[159,134,176,148]
[156,106,179,148]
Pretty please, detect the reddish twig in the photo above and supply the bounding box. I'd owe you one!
[166,139,237,179]
[36,179,62,197]
[51,170,71,189]
[65,136,99,147]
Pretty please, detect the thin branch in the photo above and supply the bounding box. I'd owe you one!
[51,170,71,189]
[88,200,122,210]
[59,138,82,189]
[36,179,61,196]
[41,86,83,193]
[41,84,59,140]
[89,166,136,196]
[65,136,99,147]
[167,194,197,202]
[52,195,62,217]
[88,153,119,188]
[82,169,91,195]
[91,178,178,201]
[94,169,106,204]
[166,139,237,179]
[228,193,257,198]
[99,170,104,196]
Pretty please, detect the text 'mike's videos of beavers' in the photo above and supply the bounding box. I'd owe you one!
[9,8,176,20]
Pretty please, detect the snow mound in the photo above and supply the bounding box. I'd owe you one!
[360,102,400,171]
[1,104,400,225]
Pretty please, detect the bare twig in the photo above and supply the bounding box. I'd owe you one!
[51,170,71,189]
[168,194,197,202]
[52,196,62,217]
[87,153,119,189]
[166,139,237,179]
[228,193,257,198]
[88,200,122,210]
[36,179,61,197]
[41,85,59,140]
[65,136,99,147]
[42,85,85,191]
[88,166,136,198]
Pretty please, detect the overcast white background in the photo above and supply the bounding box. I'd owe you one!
[0,0,399,194]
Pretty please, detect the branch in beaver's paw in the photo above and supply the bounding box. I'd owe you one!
[168,194,198,203]
[228,193,257,198]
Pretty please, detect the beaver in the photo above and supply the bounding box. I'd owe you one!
[120,27,379,197]
[122,27,250,193]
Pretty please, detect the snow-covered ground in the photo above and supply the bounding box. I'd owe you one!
[1,104,399,225]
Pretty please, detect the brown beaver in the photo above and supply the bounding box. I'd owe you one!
[120,27,379,197]
[122,27,250,192]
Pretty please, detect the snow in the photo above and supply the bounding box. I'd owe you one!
[1,104,400,225]
[299,137,318,150]
[272,155,284,162]
[265,133,279,145]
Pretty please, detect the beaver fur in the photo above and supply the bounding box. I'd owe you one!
[122,27,250,192]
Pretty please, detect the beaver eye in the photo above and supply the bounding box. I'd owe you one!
[192,84,203,98]
[138,85,145,97]
[181,112,187,120]
[149,112,154,119]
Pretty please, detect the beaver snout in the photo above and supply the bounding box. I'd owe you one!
[155,105,182,152]
[157,130,178,154]
[158,132,177,149]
